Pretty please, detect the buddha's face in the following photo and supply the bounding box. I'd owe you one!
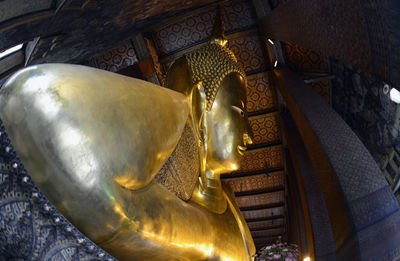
[205,73,253,174]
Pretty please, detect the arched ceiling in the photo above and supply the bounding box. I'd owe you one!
[0,0,220,65]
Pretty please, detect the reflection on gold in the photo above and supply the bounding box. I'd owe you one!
[0,8,255,261]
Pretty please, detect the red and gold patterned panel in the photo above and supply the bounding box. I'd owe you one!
[94,40,138,72]
[247,218,285,231]
[151,0,256,56]
[235,191,285,208]
[227,33,267,73]
[242,206,285,220]
[236,146,283,173]
[251,227,285,238]
[225,172,284,193]
[283,42,329,72]
[249,113,280,145]
[310,80,330,104]
[246,73,276,113]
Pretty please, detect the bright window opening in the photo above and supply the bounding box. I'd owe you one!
[0,44,23,59]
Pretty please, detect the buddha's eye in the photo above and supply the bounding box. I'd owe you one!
[232,106,244,117]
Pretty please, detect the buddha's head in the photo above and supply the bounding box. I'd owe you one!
[165,10,253,175]
[204,71,253,174]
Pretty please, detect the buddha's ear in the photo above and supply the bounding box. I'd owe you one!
[189,81,207,144]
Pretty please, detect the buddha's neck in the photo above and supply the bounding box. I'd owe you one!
[190,169,227,214]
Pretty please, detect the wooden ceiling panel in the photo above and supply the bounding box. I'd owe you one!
[224,172,284,193]
[251,227,285,238]
[249,113,280,145]
[254,237,277,247]
[235,191,285,208]
[243,206,285,220]
[246,72,276,113]
[247,218,285,231]
[236,146,283,173]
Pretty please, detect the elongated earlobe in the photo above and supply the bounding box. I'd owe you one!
[189,81,207,145]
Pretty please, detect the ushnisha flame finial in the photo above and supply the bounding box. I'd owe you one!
[209,6,227,47]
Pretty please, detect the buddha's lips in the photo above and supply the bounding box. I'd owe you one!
[237,145,246,155]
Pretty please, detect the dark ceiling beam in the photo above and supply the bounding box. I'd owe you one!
[248,107,278,117]
[240,202,284,212]
[303,75,335,84]
[245,214,285,223]
[252,233,283,239]
[221,167,284,179]
[247,141,282,151]
[249,224,284,232]
[235,186,284,197]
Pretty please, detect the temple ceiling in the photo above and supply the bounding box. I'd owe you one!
[0,0,219,66]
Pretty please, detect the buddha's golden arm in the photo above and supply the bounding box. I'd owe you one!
[0,64,252,261]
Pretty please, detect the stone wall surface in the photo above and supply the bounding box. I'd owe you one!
[330,58,400,166]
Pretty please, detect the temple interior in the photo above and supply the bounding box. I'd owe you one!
[0,0,400,260]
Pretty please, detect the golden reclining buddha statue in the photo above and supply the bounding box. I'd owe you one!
[0,11,256,261]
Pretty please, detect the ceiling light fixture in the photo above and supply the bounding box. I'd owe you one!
[268,39,274,45]
[0,44,23,59]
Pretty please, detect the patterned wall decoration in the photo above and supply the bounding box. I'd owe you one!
[249,113,280,145]
[247,218,285,231]
[235,191,284,208]
[151,0,257,57]
[224,171,284,193]
[283,42,329,73]
[92,39,138,72]
[227,33,268,73]
[246,72,276,113]
[310,80,331,104]
[282,42,332,104]
[242,206,285,220]
[236,146,283,173]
